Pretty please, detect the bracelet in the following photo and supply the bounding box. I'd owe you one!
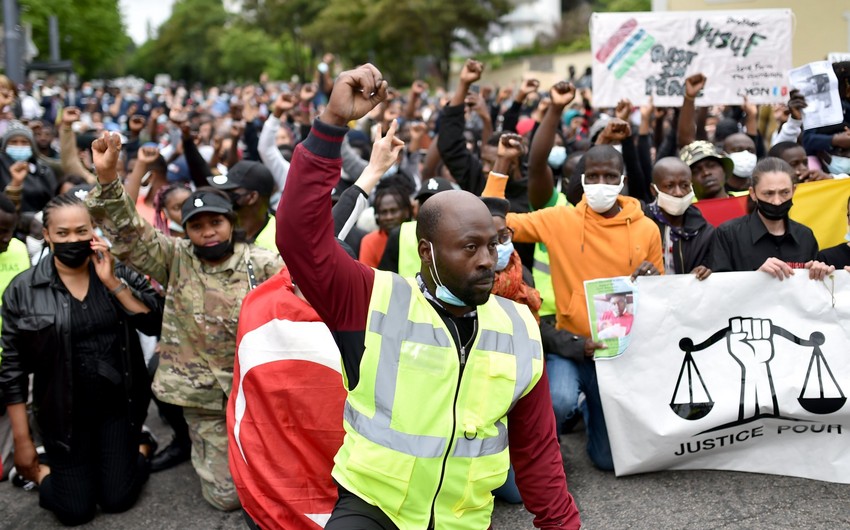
[109,279,128,296]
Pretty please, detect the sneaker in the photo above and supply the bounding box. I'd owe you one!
[9,468,36,491]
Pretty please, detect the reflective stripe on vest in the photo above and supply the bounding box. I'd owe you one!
[333,270,544,528]
[397,221,419,277]
[532,193,568,317]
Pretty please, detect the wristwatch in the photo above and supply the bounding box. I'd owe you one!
[109,278,129,296]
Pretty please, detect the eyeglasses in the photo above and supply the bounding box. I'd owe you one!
[498,227,514,245]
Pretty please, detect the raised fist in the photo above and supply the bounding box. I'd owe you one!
[91,132,123,182]
[321,64,388,127]
[9,161,28,185]
[274,93,298,118]
[459,59,484,85]
[62,106,81,126]
[518,78,540,101]
[728,317,774,364]
[684,73,706,99]
[497,133,525,160]
[549,81,576,108]
[411,80,428,96]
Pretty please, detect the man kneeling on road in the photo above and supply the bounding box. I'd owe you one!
[277,64,580,530]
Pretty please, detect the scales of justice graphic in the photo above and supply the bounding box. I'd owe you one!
[669,317,846,430]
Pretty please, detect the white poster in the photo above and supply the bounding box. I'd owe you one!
[590,10,793,108]
[788,61,844,130]
[597,272,850,484]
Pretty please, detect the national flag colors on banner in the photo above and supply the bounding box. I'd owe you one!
[693,195,748,229]
[789,178,850,249]
[693,179,850,249]
[227,268,346,530]
[597,272,850,483]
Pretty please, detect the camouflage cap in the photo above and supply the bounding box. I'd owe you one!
[679,141,734,177]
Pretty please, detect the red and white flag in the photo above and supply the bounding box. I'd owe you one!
[227,269,346,529]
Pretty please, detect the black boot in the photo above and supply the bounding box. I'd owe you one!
[150,438,191,472]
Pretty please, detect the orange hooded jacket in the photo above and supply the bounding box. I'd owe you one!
[507,195,663,337]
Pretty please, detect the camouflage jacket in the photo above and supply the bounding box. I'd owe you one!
[87,179,282,410]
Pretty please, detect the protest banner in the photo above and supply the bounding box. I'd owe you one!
[597,272,849,483]
[788,61,844,130]
[590,9,793,108]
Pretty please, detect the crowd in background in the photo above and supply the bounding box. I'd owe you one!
[0,51,849,528]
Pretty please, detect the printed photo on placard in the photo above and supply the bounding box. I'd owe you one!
[584,276,635,359]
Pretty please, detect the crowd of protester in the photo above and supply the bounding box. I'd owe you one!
[0,51,848,528]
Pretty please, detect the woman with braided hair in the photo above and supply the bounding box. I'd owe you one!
[0,192,163,525]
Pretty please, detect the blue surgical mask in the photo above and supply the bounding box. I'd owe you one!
[845,224,850,243]
[383,164,399,178]
[6,145,32,162]
[495,241,514,271]
[428,241,466,306]
[828,155,850,176]
[548,145,567,168]
[168,219,185,234]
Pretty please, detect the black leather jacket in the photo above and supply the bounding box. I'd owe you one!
[0,255,163,451]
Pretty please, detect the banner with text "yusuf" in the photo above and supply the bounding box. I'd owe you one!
[590,10,793,108]
[597,272,849,483]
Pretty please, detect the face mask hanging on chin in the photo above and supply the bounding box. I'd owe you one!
[428,241,467,306]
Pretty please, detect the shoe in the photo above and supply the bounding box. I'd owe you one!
[149,439,191,472]
[140,426,159,461]
[9,468,37,491]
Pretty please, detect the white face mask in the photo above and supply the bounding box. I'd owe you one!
[582,174,624,213]
[728,150,757,178]
[654,184,695,217]
[25,235,44,260]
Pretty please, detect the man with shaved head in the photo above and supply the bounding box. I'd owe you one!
[277,64,580,530]
[646,157,714,278]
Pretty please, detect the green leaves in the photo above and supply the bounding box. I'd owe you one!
[21,0,131,78]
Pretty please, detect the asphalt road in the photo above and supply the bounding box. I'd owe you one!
[1,405,848,529]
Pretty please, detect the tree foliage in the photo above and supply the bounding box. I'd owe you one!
[303,0,512,85]
[21,0,132,78]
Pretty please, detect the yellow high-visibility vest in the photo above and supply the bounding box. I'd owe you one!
[333,270,544,529]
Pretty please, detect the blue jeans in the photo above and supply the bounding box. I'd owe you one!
[546,354,614,471]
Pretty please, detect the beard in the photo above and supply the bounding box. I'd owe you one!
[453,271,495,307]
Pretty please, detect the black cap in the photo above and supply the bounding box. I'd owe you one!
[480,197,509,218]
[415,178,455,203]
[181,190,233,226]
[207,161,275,198]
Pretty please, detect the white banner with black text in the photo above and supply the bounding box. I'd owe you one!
[597,272,850,483]
[590,9,793,108]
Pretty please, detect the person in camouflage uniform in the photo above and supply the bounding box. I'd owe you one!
[86,132,282,511]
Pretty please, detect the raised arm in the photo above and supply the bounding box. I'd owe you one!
[124,145,160,203]
[405,80,428,120]
[58,107,96,183]
[437,59,487,194]
[336,121,405,241]
[87,132,176,287]
[528,82,575,210]
[259,94,295,202]
[277,65,395,329]
[677,73,705,149]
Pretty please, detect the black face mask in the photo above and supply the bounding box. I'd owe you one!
[756,198,793,220]
[52,240,93,268]
[193,240,234,262]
